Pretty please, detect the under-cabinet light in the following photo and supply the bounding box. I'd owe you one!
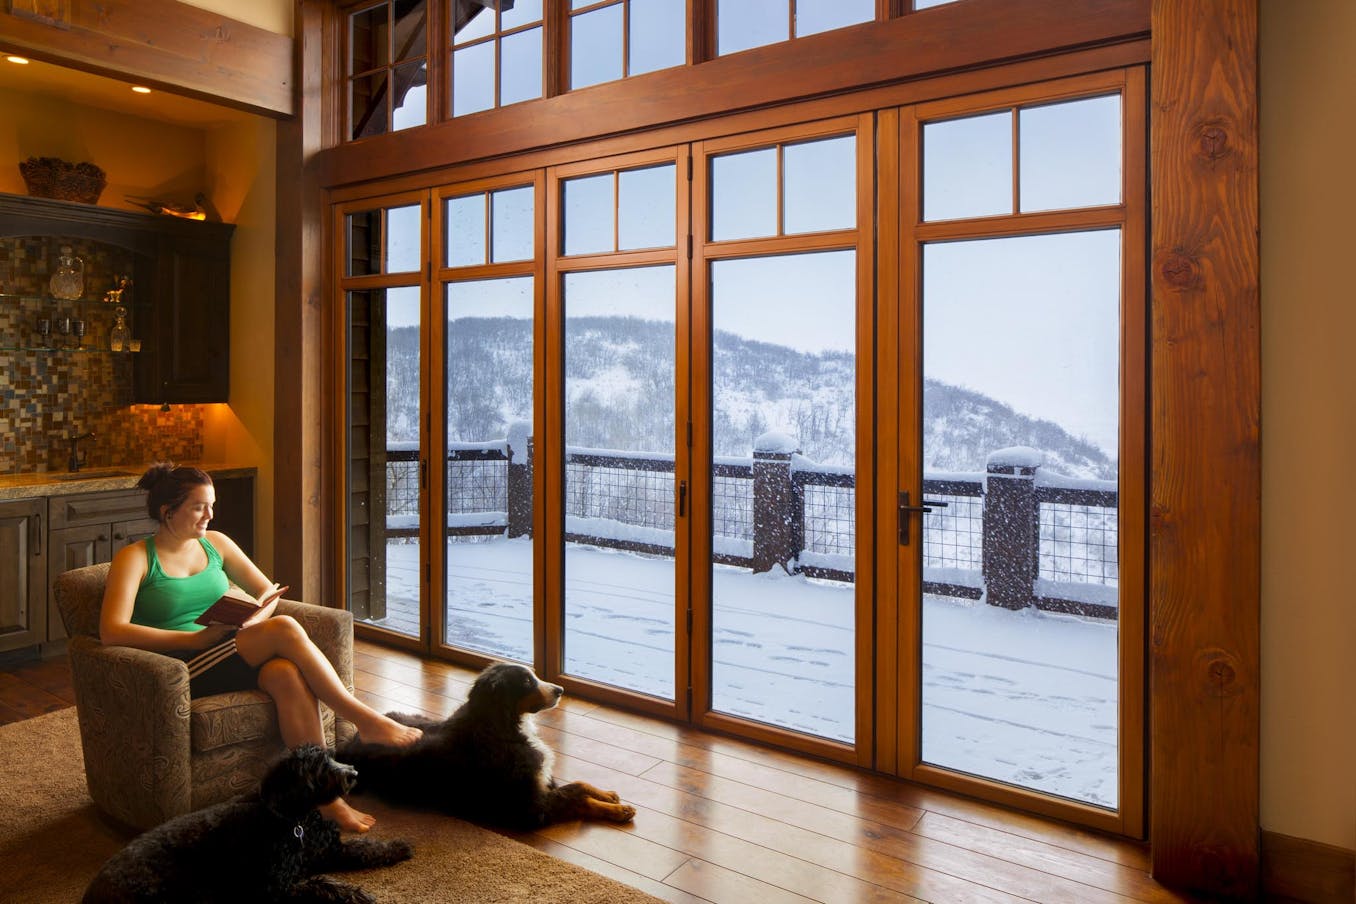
[6,56,30,64]
[131,85,151,94]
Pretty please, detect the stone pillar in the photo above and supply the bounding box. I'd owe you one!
[752,431,802,574]
[506,421,533,538]
[982,446,1042,610]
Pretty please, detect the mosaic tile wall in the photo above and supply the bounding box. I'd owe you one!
[0,236,204,473]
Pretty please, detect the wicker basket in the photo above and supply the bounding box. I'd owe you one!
[19,157,107,204]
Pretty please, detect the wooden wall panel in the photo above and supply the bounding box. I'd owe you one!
[1149,0,1260,897]
[0,0,293,116]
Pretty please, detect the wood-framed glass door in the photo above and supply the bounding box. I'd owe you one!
[337,189,433,646]
[542,146,691,720]
[887,69,1147,834]
[690,114,877,765]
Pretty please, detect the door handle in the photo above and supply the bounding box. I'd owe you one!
[897,491,948,546]
[677,480,688,518]
[30,512,41,557]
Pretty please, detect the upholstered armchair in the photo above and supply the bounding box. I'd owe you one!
[52,562,357,831]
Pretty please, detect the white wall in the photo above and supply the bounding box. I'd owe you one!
[1259,0,1356,851]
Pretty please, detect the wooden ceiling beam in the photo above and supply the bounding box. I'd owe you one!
[0,0,294,117]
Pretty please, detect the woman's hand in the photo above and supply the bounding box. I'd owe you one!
[195,624,236,649]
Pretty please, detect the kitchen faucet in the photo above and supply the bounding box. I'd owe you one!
[68,431,94,472]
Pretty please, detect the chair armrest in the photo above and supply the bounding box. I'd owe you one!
[274,599,357,744]
[66,635,193,828]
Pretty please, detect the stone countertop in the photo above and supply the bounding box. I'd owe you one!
[0,463,258,502]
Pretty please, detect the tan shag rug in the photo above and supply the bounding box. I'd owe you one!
[0,708,664,904]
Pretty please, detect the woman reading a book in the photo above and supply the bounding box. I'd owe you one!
[99,463,422,833]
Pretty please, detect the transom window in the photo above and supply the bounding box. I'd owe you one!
[716,0,874,56]
[450,0,544,116]
[569,0,686,90]
[347,0,430,140]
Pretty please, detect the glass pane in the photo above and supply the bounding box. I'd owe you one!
[563,173,614,255]
[350,72,386,140]
[453,41,495,116]
[718,0,788,55]
[563,266,677,698]
[502,0,543,29]
[1020,95,1122,212]
[386,204,421,273]
[784,135,855,234]
[915,0,962,7]
[923,111,1013,221]
[453,6,495,44]
[711,147,777,241]
[795,0,873,37]
[491,186,535,262]
[391,60,428,131]
[345,209,381,276]
[630,0,685,75]
[351,4,389,73]
[444,276,536,662]
[501,26,544,105]
[709,250,856,743]
[920,230,1121,808]
[446,194,487,267]
[350,285,422,638]
[572,4,623,90]
[392,0,426,61]
[618,164,675,250]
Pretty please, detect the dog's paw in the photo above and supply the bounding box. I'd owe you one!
[592,787,622,804]
[386,839,414,862]
[610,803,637,823]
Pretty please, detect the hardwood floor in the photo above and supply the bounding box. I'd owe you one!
[0,642,1197,903]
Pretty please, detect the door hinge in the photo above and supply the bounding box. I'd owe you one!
[677,480,688,517]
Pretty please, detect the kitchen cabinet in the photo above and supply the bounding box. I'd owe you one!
[0,498,48,653]
[0,192,234,403]
[46,489,159,643]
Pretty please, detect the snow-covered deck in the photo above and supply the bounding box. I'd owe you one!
[363,537,1118,809]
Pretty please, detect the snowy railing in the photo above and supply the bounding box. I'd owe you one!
[381,437,1119,619]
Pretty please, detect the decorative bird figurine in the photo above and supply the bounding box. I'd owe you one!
[124,192,208,220]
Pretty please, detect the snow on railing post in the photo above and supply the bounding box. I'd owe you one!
[753,431,802,575]
[506,422,533,538]
[983,447,1042,610]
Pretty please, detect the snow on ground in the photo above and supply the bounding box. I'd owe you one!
[379,536,1117,809]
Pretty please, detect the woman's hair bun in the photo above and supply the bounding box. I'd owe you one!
[136,462,177,492]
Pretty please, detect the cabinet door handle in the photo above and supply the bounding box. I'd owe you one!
[30,512,42,557]
[113,531,124,540]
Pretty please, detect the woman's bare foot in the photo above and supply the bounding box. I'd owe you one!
[354,712,423,748]
[320,798,376,833]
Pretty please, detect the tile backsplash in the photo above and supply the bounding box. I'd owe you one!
[0,236,203,473]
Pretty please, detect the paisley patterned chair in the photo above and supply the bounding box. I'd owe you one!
[52,562,357,831]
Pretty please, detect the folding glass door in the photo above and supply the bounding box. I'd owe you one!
[893,71,1145,832]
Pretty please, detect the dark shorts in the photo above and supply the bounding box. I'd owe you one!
[168,636,260,699]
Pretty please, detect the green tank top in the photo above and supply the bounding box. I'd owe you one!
[132,536,230,631]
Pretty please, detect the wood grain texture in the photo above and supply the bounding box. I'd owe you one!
[0,0,293,116]
[1149,0,1260,897]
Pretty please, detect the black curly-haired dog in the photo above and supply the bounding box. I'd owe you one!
[339,662,635,830]
[82,744,412,903]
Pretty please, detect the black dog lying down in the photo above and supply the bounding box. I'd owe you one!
[83,744,412,903]
[339,662,636,830]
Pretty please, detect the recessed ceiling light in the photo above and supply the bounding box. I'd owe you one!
[131,85,152,94]
[6,56,30,64]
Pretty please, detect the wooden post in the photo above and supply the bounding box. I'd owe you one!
[506,422,533,538]
[752,432,802,574]
[1150,0,1260,896]
[982,448,1040,610]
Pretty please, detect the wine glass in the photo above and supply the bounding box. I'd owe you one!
[73,318,86,348]
[36,317,51,348]
[56,316,71,347]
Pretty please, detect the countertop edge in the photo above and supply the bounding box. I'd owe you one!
[0,463,258,502]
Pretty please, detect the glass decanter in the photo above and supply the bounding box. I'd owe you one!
[49,246,85,300]
[110,306,130,352]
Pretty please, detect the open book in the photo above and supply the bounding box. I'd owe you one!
[194,583,288,628]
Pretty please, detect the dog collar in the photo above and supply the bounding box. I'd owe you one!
[293,824,305,843]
